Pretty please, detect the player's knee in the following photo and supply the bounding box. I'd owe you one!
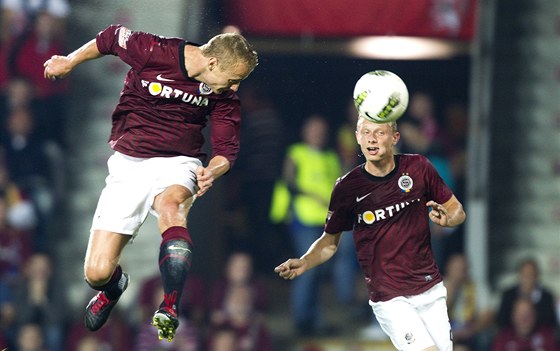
[158,202,189,225]
[84,261,116,286]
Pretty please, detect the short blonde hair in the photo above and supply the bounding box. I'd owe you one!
[357,116,398,134]
[201,33,258,72]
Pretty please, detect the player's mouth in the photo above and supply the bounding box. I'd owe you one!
[366,146,379,155]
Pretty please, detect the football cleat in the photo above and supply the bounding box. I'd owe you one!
[84,273,129,331]
[152,307,179,342]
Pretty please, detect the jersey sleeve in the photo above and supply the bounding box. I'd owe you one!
[95,24,153,72]
[422,155,454,204]
[209,95,241,166]
[324,177,353,234]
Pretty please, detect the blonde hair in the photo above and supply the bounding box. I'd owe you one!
[356,116,398,133]
[201,33,258,72]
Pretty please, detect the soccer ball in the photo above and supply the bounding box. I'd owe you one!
[353,70,409,123]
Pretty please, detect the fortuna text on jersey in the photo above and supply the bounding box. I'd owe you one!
[141,80,209,106]
[358,198,421,225]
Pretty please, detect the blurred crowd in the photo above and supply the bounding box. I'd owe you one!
[0,3,559,350]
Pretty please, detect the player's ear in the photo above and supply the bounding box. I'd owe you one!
[392,131,400,145]
[208,57,218,71]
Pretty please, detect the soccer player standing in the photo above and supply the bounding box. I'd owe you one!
[275,118,465,351]
[44,25,258,341]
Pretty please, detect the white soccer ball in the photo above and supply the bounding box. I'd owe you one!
[353,70,409,123]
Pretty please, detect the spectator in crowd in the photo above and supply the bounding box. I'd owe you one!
[0,77,36,122]
[207,323,238,351]
[492,296,559,351]
[0,279,14,348]
[74,335,108,351]
[402,91,441,147]
[209,250,268,325]
[12,253,68,351]
[440,101,468,199]
[207,284,274,351]
[280,114,342,336]
[336,99,361,174]
[0,186,34,283]
[0,104,64,251]
[14,322,48,351]
[496,257,558,329]
[4,12,69,145]
[444,253,494,351]
[0,0,69,45]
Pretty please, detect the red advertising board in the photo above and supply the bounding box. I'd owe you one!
[224,0,477,40]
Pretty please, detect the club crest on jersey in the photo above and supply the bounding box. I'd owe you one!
[199,83,212,95]
[398,173,413,193]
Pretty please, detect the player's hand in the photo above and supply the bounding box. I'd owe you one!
[427,200,449,226]
[274,258,307,280]
[43,55,73,80]
[195,166,214,197]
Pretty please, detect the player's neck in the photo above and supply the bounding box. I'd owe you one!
[183,45,203,79]
[365,157,395,177]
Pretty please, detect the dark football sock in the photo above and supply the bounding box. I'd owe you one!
[158,226,193,313]
[86,265,125,300]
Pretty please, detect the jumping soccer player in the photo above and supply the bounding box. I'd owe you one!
[275,118,465,351]
[44,24,258,341]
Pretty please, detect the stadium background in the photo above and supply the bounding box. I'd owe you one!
[1,0,558,350]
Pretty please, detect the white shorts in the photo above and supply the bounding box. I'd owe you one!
[369,282,452,351]
[90,152,202,236]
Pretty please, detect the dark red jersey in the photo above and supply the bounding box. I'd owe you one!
[95,25,241,163]
[325,154,453,302]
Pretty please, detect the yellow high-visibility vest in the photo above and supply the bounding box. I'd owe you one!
[288,143,341,226]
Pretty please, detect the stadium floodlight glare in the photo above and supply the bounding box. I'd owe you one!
[348,36,470,60]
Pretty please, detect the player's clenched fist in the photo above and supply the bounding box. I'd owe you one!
[43,55,73,80]
[274,258,308,280]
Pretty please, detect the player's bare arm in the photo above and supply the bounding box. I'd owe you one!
[195,155,230,197]
[275,232,341,280]
[44,38,104,80]
[427,194,466,227]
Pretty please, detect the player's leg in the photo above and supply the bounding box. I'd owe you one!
[151,184,195,341]
[371,297,439,351]
[83,229,131,331]
[417,283,453,351]
[83,151,163,331]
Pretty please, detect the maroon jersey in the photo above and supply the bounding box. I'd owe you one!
[325,154,453,302]
[95,25,241,163]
